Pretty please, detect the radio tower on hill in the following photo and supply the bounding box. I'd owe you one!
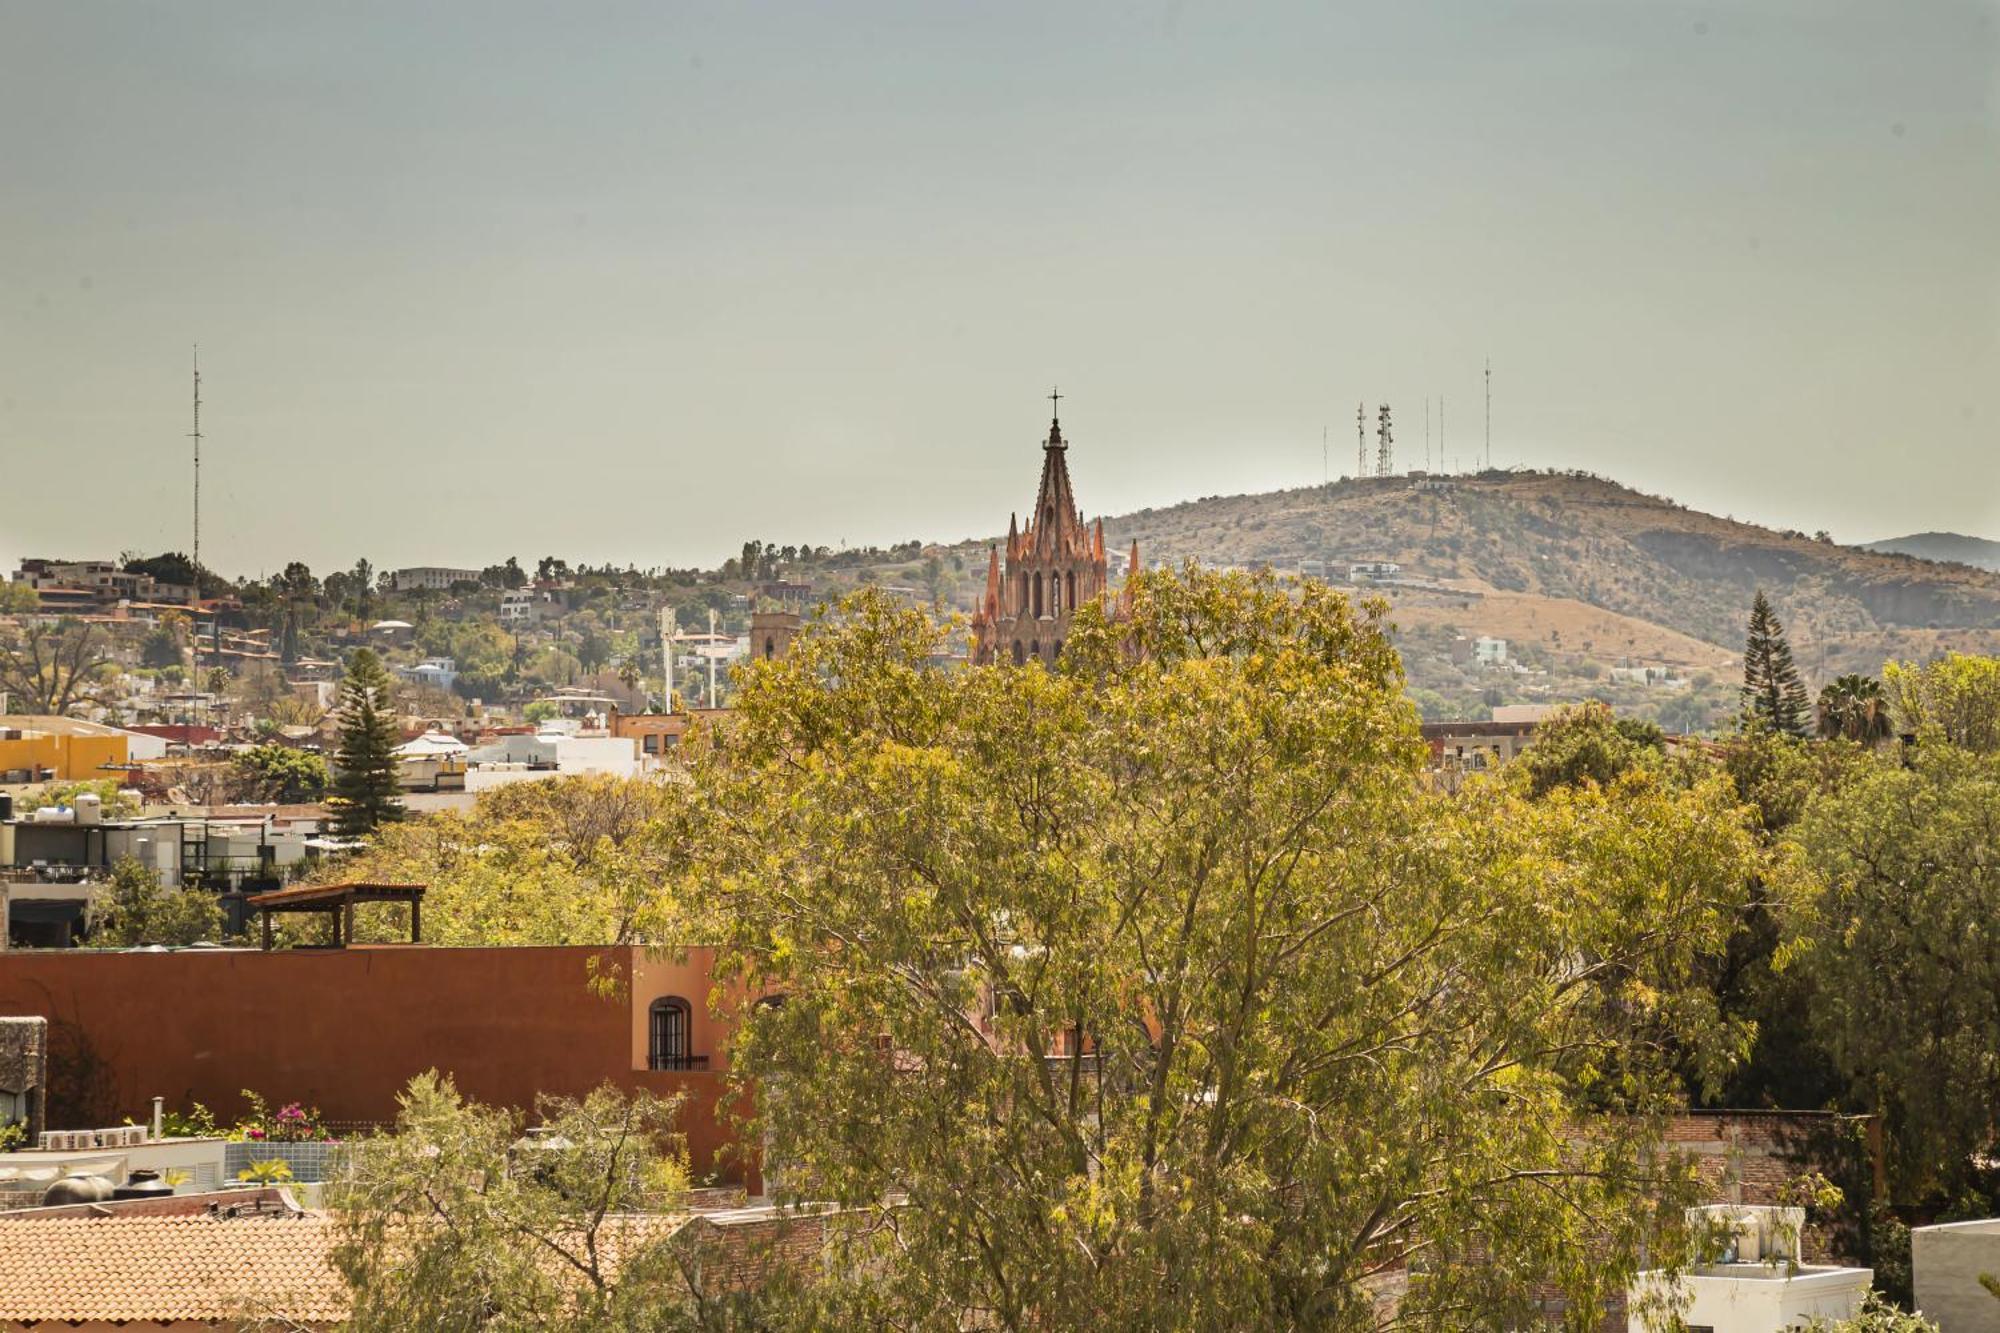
[1355,402,1366,479]
[1375,404,1394,478]
[189,345,202,611]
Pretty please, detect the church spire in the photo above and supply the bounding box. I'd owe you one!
[1046,385,1065,449]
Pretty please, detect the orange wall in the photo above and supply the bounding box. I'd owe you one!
[0,944,754,1187]
[0,731,127,782]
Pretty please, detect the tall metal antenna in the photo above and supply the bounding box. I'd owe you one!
[1356,402,1366,479]
[1424,397,1431,472]
[1484,357,1492,470]
[1376,404,1394,478]
[1321,424,1328,486]
[1439,396,1445,472]
[189,345,202,610]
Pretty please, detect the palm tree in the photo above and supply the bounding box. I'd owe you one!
[1816,673,1892,744]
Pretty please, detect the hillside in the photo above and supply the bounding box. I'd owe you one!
[1862,531,2000,573]
[1073,471,2000,686]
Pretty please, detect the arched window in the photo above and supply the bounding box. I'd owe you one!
[1011,641,1026,667]
[1066,570,1076,608]
[763,636,776,659]
[1030,640,1040,662]
[1033,572,1044,618]
[1019,572,1029,611]
[1053,639,1063,662]
[649,997,696,1070]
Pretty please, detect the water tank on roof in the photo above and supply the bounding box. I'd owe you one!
[74,793,101,825]
[42,1174,115,1206]
[113,1168,175,1201]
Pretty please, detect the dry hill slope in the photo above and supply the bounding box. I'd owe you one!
[1092,471,2000,679]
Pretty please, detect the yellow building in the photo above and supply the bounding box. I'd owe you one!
[0,717,130,783]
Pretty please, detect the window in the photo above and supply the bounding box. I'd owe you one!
[1066,570,1076,608]
[1033,571,1044,617]
[648,997,702,1070]
[642,734,659,754]
[763,635,776,658]
[1011,641,1026,666]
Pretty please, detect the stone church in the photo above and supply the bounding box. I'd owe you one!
[970,397,1138,666]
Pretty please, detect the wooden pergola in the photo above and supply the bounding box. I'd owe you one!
[246,882,426,950]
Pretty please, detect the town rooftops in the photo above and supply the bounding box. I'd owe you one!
[0,1211,345,1326]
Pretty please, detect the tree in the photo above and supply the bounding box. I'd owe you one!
[1740,590,1811,737]
[329,776,693,946]
[330,648,405,836]
[685,570,1765,1329]
[91,857,224,946]
[330,1073,710,1331]
[578,631,611,676]
[232,745,330,803]
[1883,652,2000,752]
[1793,743,2000,1202]
[0,581,38,613]
[1816,674,1893,744]
[0,617,114,715]
[1514,700,1662,797]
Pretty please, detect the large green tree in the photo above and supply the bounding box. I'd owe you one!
[1883,652,2000,752]
[1741,590,1811,737]
[0,617,113,716]
[329,648,405,836]
[684,570,1765,1330]
[1793,743,2000,1201]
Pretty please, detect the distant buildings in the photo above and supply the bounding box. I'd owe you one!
[9,558,193,610]
[385,566,480,593]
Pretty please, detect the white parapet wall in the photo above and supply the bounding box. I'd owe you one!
[1913,1217,2000,1333]
[1629,1264,1873,1333]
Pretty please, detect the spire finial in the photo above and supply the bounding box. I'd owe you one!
[1049,385,1062,422]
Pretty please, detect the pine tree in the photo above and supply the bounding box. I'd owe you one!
[1740,590,1811,737]
[331,647,405,836]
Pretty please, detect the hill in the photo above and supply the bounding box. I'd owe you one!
[1861,531,2000,573]
[933,470,2000,727]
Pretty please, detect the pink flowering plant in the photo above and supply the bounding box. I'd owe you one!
[229,1090,336,1143]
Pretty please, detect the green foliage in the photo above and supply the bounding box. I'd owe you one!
[231,744,329,803]
[330,648,404,837]
[329,1072,696,1331]
[1818,674,1893,743]
[326,774,690,946]
[1801,1292,1937,1332]
[1514,700,1661,797]
[1741,590,1811,737]
[0,581,39,612]
[687,569,1767,1329]
[1791,744,2000,1202]
[15,779,139,819]
[237,1157,296,1183]
[90,857,224,947]
[0,1120,26,1152]
[1883,652,2000,751]
[524,699,561,724]
[234,1090,334,1143]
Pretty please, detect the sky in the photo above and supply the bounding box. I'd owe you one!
[3,1,1997,579]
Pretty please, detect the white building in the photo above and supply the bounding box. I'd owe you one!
[396,657,459,692]
[1628,1206,1871,1333]
[387,567,481,593]
[1913,1217,2000,1332]
[1348,560,1402,581]
[1473,636,1508,666]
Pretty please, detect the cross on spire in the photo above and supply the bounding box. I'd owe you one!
[1049,385,1063,423]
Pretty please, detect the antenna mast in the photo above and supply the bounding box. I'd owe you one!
[189,345,202,610]
[1375,404,1393,478]
[1322,424,1328,486]
[1356,403,1366,479]
[1424,397,1431,472]
[1439,396,1445,472]
[1484,358,1492,470]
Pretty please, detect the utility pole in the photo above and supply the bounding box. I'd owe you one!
[658,606,676,713]
[1376,404,1394,478]
[707,607,718,707]
[189,345,202,611]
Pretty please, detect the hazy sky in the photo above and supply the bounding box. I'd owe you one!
[4,1,1997,579]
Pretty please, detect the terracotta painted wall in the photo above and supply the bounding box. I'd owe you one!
[0,944,754,1186]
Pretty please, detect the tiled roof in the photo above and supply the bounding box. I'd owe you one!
[0,1212,345,1325]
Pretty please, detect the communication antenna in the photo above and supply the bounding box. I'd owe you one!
[1484,358,1492,470]
[1439,396,1445,472]
[1322,424,1328,486]
[1375,404,1394,478]
[1424,397,1431,472]
[189,345,202,610]
[1356,402,1366,478]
